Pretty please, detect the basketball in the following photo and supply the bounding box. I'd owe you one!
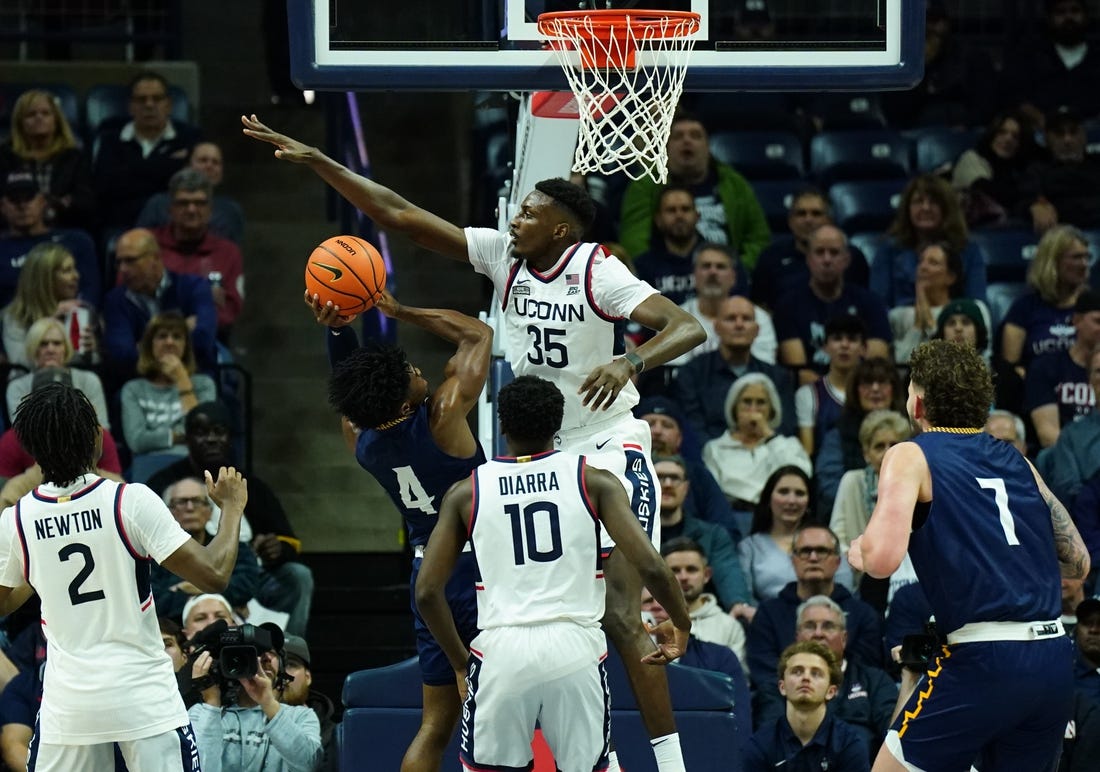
[304,235,387,317]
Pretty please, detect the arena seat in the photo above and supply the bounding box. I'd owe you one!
[748,179,796,232]
[709,131,805,180]
[849,231,892,270]
[339,648,747,771]
[829,179,906,232]
[802,92,887,130]
[809,130,911,187]
[986,281,1029,332]
[912,126,980,173]
[969,229,1037,284]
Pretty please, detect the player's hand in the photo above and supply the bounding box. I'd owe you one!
[641,620,688,665]
[373,289,400,318]
[206,467,248,512]
[579,358,634,411]
[241,114,316,163]
[303,289,358,326]
[847,535,865,572]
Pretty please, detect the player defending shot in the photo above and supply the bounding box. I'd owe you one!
[0,383,248,772]
[849,340,1090,772]
[248,115,706,770]
[417,375,691,772]
[310,288,492,772]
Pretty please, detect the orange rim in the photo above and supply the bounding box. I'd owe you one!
[536,9,701,39]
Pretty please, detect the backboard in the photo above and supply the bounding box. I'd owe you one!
[289,0,924,92]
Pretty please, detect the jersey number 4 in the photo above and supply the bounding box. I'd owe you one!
[976,477,1021,545]
[59,543,106,605]
[394,466,437,515]
[507,502,563,565]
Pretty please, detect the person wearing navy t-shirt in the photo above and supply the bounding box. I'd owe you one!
[851,340,1090,772]
[309,288,491,772]
[1025,289,1100,449]
[633,186,704,306]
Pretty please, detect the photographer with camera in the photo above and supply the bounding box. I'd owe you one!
[850,340,1091,772]
[187,621,322,772]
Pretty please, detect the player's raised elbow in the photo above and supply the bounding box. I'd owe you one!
[860,538,904,579]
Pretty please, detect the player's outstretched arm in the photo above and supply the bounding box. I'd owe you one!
[242,114,469,262]
[1029,460,1091,580]
[160,467,248,591]
[851,442,923,578]
[415,479,473,676]
[587,467,691,663]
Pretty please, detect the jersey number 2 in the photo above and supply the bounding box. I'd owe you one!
[506,502,563,565]
[976,477,1021,545]
[59,543,106,605]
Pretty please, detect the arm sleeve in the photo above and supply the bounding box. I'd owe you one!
[187,704,223,772]
[121,483,192,563]
[0,514,25,588]
[794,384,815,429]
[590,253,659,319]
[325,325,360,370]
[264,704,323,772]
[618,179,657,258]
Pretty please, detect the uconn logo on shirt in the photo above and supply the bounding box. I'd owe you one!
[510,297,586,322]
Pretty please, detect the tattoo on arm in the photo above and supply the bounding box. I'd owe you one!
[1043,487,1089,580]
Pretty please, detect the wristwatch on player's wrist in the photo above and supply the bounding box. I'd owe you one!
[623,352,645,374]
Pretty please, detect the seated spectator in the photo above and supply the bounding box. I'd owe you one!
[102,228,217,384]
[740,467,854,610]
[815,357,906,517]
[751,187,869,314]
[669,244,776,367]
[138,142,245,244]
[0,424,123,509]
[742,640,870,772]
[619,110,771,271]
[2,242,101,370]
[659,536,747,666]
[152,167,245,335]
[1038,343,1100,506]
[870,175,987,308]
[655,457,749,611]
[934,298,992,363]
[0,171,100,308]
[6,317,109,428]
[92,71,201,230]
[951,111,1044,228]
[755,596,897,762]
[702,373,812,525]
[0,88,95,230]
[279,636,339,772]
[776,225,891,384]
[1061,692,1100,772]
[746,525,884,692]
[151,477,258,622]
[160,617,188,673]
[794,314,864,457]
[1025,289,1100,448]
[1075,598,1100,704]
[1000,0,1100,127]
[1021,110,1100,232]
[984,408,1029,455]
[1070,471,1100,569]
[146,402,314,636]
[121,312,217,463]
[889,242,992,364]
[829,410,912,553]
[632,185,705,304]
[641,586,746,685]
[188,624,323,772]
[181,593,237,643]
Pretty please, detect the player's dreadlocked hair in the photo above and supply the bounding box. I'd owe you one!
[14,382,99,486]
[909,339,994,429]
[497,375,564,447]
[535,178,597,232]
[328,343,412,430]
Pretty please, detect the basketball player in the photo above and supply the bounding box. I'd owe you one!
[849,340,1090,772]
[309,288,491,772]
[248,115,706,770]
[417,375,691,772]
[0,383,248,772]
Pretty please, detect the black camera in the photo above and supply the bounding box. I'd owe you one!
[899,621,941,673]
[189,619,285,685]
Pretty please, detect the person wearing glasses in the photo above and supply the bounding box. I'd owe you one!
[745,524,882,693]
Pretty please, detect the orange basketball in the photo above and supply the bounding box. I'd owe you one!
[304,235,387,317]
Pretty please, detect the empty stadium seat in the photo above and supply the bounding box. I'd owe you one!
[849,231,892,269]
[0,83,82,140]
[969,229,1038,283]
[85,83,191,135]
[749,180,796,232]
[829,179,907,232]
[987,281,1029,331]
[802,93,887,130]
[809,130,911,187]
[709,131,805,180]
[912,127,981,173]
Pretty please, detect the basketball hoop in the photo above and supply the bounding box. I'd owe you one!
[536,9,701,184]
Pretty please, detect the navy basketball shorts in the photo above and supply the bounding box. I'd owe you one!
[410,550,480,687]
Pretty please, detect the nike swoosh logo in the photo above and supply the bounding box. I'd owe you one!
[516,279,530,285]
[595,438,611,450]
[315,262,343,281]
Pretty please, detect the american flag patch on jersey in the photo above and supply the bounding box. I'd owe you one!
[566,274,579,285]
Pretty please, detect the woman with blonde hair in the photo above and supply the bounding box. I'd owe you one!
[5,316,109,427]
[1001,224,1091,378]
[120,312,216,458]
[2,242,100,369]
[0,89,93,228]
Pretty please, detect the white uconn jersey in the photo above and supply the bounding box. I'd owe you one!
[470,452,605,630]
[465,228,658,433]
[0,476,191,743]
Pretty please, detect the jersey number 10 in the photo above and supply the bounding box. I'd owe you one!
[507,502,563,565]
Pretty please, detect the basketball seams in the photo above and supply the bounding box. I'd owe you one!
[304,235,386,315]
[346,235,386,305]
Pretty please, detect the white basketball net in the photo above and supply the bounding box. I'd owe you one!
[540,13,699,184]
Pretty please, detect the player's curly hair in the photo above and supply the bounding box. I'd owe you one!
[535,178,597,232]
[497,375,564,447]
[328,344,412,430]
[909,339,994,429]
[778,640,842,688]
[14,382,99,486]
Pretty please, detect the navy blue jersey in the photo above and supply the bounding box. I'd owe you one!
[909,430,1061,633]
[356,402,486,547]
[772,283,892,375]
